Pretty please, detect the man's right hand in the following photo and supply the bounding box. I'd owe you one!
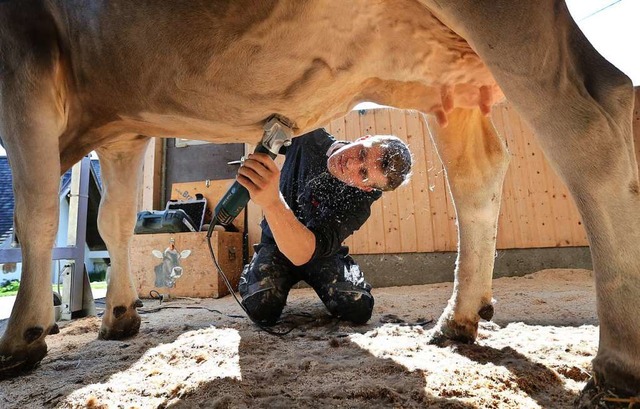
[236,153,282,210]
[237,153,315,266]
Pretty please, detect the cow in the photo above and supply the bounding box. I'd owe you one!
[0,1,637,405]
[152,244,192,289]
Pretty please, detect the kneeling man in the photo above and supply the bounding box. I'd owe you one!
[237,128,412,326]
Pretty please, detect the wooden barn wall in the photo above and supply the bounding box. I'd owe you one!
[317,105,577,254]
[230,89,640,256]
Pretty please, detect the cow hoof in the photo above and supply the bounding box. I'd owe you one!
[427,316,478,345]
[478,304,494,321]
[0,340,47,379]
[575,378,640,408]
[99,303,141,340]
[49,323,60,335]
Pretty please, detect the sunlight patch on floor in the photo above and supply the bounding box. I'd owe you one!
[63,327,241,408]
[350,322,598,407]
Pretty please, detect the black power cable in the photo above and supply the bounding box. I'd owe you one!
[206,211,295,336]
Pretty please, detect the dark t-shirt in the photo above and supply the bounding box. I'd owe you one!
[260,128,382,261]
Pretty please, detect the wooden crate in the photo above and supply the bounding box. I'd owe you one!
[131,231,243,298]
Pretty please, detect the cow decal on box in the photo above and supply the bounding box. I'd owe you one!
[152,239,191,288]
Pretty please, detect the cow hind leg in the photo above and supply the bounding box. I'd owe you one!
[422,0,640,402]
[426,108,509,343]
[0,20,67,376]
[95,136,150,340]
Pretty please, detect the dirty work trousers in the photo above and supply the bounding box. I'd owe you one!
[238,243,374,326]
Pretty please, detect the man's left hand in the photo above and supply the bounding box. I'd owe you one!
[236,153,282,210]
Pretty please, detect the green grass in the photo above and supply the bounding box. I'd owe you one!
[90,281,108,290]
[0,281,108,298]
[0,280,20,297]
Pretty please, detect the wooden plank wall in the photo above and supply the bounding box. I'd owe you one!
[324,104,591,254]
[244,87,640,255]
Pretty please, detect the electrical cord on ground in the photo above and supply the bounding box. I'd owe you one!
[142,290,244,317]
[206,210,296,336]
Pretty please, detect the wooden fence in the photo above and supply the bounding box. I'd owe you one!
[246,103,593,254]
[323,105,590,254]
[150,89,639,256]
[249,89,640,254]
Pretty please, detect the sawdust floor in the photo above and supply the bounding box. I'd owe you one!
[0,268,598,409]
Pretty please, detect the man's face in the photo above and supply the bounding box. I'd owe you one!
[327,136,387,191]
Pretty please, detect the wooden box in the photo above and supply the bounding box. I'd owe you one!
[130,231,243,299]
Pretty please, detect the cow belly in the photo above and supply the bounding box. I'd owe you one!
[51,0,501,149]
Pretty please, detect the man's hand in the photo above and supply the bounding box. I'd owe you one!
[236,153,282,210]
[238,152,315,266]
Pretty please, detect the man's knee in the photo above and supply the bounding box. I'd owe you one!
[240,277,288,326]
[238,244,294,326]
[323,285,374,324]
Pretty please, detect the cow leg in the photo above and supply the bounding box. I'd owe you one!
[95,135,150,340]
[0,27,66,376]
[422,0,640,401]
[425,108,509,343]
[0,138,62,377]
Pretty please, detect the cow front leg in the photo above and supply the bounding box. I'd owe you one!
[95,136,151,340]
[0,27,66,375]
[426,108,509,344]
[0,140,62,377]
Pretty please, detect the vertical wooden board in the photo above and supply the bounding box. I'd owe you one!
[405,110,436,253]
[502,103,528,248]
[493,102,588,250]
[423,114,456,251]
[512,108,563,248]
[538,154,573,247]
[389,109,418,253]
[325,122,332,134]
[500,104,530,249]
[533,130,564,247]
[546,161,579,246]
[497,169,521,248]
[328,116,347,140]
[535,128,579,248]
[360,110,386,253]
[503,105,535,248]
[343,111,360,142]
[492,106,521,249]
[518,120,556,247]
[140,138,163,212]
[374,109,402,253]
[374,108,392,134]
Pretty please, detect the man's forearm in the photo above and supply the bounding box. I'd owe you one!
[263,194,316,266]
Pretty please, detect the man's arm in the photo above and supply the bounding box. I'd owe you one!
[236,153,315,266]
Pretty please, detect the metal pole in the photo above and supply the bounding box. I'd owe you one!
[66,157,91,313]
